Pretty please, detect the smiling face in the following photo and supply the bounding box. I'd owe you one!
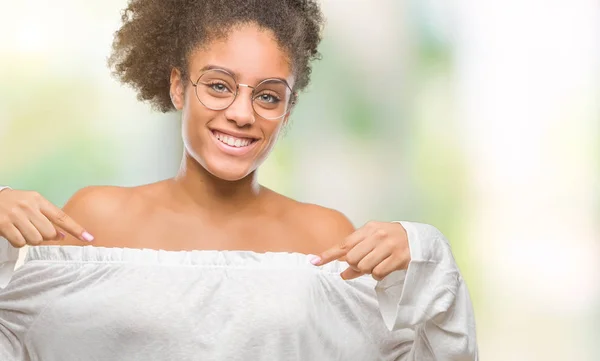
[169,23,295,182]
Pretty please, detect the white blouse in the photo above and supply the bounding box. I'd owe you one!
[0,221,477,360]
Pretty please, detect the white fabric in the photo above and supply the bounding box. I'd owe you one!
[0,238,18,289]
[0,221,477,360]
[0,187,18,289]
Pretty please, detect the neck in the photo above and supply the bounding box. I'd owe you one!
[170,152,263,215]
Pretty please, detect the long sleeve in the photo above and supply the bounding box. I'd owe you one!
[0,257,84,360]
[375,221,478,361]
[0,238,19,289]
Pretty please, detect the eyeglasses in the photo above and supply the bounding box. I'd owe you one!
[190,69,294,120]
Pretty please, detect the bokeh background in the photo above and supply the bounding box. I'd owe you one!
[1,0,599,359]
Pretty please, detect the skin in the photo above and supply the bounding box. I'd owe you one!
[41,23,412,280]
[46,24,356,257]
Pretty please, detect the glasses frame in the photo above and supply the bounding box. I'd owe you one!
[189,69,295,120]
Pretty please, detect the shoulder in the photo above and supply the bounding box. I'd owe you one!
[64,185,131,206]
[300,202,355,235]
[63,185,133,218]
[266,189,355,250]
[52,185,137,246]
[288,200,356,250]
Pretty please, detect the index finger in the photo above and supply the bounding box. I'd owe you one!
[314,246,347,266]
[40,201,94,242]
[314,227,372,266]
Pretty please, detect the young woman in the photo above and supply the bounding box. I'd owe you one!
[0,0,477,360]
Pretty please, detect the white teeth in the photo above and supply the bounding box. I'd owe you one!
[214,132,254,148]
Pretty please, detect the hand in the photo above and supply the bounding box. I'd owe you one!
[0,188,94,248]
[313,221,410,281]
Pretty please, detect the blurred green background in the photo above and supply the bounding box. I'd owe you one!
[1,1,599,360]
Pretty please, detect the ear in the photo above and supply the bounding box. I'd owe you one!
[169,68,185,110]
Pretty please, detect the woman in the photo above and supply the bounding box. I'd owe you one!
[0,0,477,360]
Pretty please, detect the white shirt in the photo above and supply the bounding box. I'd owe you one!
[0,221,477,360]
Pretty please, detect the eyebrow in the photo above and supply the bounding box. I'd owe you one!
[198,64,292,88]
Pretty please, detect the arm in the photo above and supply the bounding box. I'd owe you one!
[375,221,478,360]
[0,187,93,288]
[0,253,86,360]
[0,186,126,358]
[315,215,478,360]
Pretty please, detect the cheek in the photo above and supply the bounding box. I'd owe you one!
[181,108,215,154]
[259,121,285,152]
[182,88,200,118]
[182,91,213,130]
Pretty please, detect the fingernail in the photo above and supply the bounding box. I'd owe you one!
[308,255,321,266]
[82,232,94,242]
[58,231,65,239]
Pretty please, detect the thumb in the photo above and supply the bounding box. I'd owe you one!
[340,267,363,280]
[50,227,66,241]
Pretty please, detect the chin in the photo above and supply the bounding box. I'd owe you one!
[203,159,256,182]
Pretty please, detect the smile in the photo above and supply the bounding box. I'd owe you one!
[212,130,256,148]
[210,130,260,157]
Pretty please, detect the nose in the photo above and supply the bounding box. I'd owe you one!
[224,84,255,127]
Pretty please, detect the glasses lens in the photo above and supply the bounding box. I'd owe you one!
[195,70,237,110]
[253,79,292,119]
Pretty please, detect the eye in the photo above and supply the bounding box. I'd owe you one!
[208,81,230,93]
[255,92,280,104]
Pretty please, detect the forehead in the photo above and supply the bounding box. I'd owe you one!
[189,24,294,87]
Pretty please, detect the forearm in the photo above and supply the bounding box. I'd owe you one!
[377,221,478,360]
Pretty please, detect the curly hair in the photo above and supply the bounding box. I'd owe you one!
[107,0,324,112]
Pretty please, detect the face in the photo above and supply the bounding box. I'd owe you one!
[170,24,295,182]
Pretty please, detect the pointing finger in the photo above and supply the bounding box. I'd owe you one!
[40,200,93,242]
[314,226,376,266]
[313,246,347,266]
